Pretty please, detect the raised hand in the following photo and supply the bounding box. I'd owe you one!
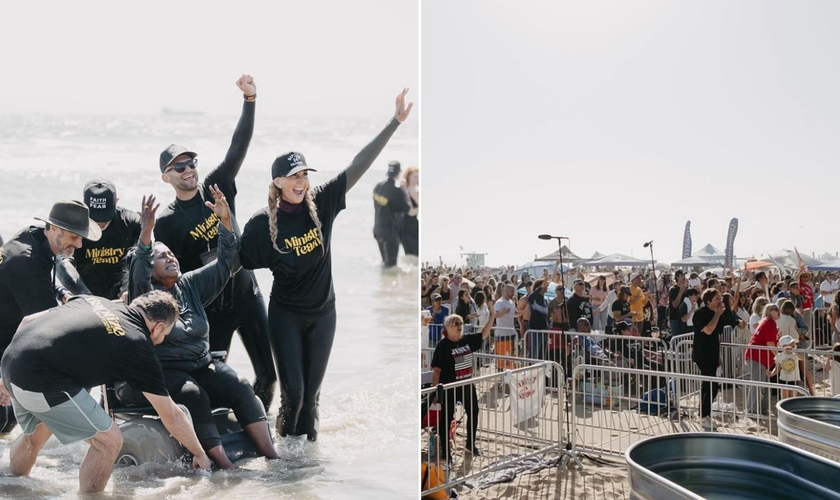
[394,88,414,123]
[205,184,231,222]
[139,194,159,246]
[236,74,257,97]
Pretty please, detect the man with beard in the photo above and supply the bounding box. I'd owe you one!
[0,201,102,433]
[153,75,276,410]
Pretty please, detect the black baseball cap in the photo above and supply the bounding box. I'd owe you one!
[387,161,401,177]
[159,144,197,173]
[272,152,317,179]
[83,179,117,223]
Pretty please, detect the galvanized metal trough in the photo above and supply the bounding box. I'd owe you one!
[777,396,840,462]
[625,433,840,500]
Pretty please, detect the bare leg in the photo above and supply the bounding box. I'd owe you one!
[79,422,123,493]
[10,423,53,476]
[244,422,279,459]
[207,445,235,469]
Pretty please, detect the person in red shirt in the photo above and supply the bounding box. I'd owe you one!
[744,303,780,415]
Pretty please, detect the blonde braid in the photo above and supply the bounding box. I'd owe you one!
[267,182,290,254]
[303,189,326,257]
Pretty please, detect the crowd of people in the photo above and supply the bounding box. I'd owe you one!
[422,259,840,435]
[0,77,414,491]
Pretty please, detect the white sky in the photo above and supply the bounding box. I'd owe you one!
[0,1,418,116]
[421,0,840,267]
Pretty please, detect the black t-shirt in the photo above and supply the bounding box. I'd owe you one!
[668,286,684,320]
[372,178,410,234]
[0,226,58,350]
[1,295,168,396]
[692,306,721,366]
[70,207,141,300]
[431,334,484,384]
[612,299,630,319]
[527,290,549,330]
[239,172,347,314]
[154,102,258,312]
[567,294,593,326]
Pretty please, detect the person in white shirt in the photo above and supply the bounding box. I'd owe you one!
[749,297,769,335]
[828,343,840,397]
[493,285,518,368]
[820,272,838,306]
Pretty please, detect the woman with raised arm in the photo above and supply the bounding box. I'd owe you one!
[128,188,279,469]
[238,89,413,441]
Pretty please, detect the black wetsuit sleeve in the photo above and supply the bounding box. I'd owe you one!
[127,241,154,303]
[55,257,93,296]
[344,117,401,193]
[215,100,255,185]
[387,183,411,213]
[180,223,238,306]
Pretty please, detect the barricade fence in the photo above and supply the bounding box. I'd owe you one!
[570,364,810,459]
[421,356,565,498]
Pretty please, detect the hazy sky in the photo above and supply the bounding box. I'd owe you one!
[422,0,840,267]
[0,1,418,116]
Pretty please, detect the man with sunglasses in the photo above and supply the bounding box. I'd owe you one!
[153,75,276,411]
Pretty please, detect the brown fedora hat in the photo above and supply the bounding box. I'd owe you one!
[34,200,102,241]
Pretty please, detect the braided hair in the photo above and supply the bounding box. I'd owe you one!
[267,181,325,257]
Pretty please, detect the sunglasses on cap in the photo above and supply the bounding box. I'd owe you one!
[165,157,198,174]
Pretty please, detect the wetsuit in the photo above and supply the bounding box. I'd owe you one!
[154,99,276,409]
[239,117,402,441]
[0,226,63,433]
[128,223,265,451]
[372,176,410,267]
[400,196,418,256]
[56,206,141,300]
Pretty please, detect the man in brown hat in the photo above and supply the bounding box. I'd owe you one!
[0,200,101,433]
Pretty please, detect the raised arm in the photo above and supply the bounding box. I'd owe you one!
[217,75,257,182]
[127,195,160,302]
[344,88,414,192]
[183,185,240,305]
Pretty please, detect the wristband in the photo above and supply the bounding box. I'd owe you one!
[244,93,256,102]
[142,244,152,251]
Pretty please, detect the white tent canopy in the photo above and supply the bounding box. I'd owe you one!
[765,249,824,270]
[535,245,585,262]
[585,253,649,267]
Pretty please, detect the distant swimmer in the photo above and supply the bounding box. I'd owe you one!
[0,291,211,492]
[154,75,276,410]
[373,161,412,267]
[239,88,414,441]
[56,179,141,300]
[0,201,102,433]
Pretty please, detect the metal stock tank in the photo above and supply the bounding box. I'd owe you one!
[777,396,840,462]
[625,433,840,500]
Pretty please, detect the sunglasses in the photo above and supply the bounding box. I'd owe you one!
[165,157,198,174]
[451,322,463,327]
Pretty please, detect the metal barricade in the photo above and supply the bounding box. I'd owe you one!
[737,343,836,398]
[569,364,810,459]
[811,307,832,347]
[426,323,445,348]
[420,357,567,498]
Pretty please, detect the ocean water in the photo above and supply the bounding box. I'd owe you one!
[0,113,419,499]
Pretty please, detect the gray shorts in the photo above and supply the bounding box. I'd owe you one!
[9,383,113,445]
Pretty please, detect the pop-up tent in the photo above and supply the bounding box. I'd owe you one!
[585,253,649,267]
[535,245,585,263]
